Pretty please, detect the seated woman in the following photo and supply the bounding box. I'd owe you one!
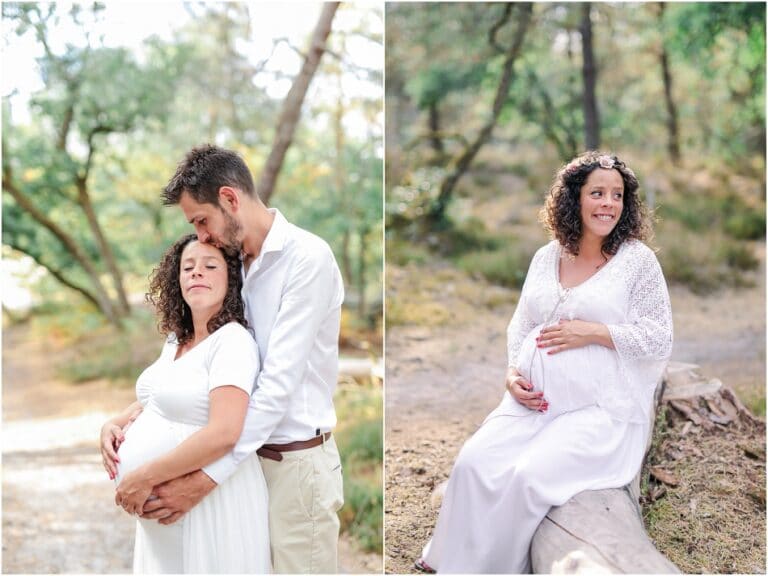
[417,151,673,574]
[99,234,270,573]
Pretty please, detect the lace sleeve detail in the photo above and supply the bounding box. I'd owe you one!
[606,246,673,362]
[600,242,673,423]
[507,248,545,369]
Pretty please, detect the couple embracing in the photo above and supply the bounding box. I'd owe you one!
[100,145,344,573]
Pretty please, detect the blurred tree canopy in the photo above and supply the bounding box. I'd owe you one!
[386,2,765,231]
[3,2,383,329]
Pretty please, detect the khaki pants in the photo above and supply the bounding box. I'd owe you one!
[259,435,344,574]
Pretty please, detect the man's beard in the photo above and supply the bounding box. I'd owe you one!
[217,210,243,255]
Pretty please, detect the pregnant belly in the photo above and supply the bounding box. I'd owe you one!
[115,408,180,485]
[516,324,619,414]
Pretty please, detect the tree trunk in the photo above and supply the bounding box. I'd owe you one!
[429,2,533,224]
[357,225,369,319]
[333,64,354,288]
[385,70,407,190]
[75,176,130,316]
[657,3,681,164]
[525,68,579,160]
[428,102,443,155]
[580,2,600,150]
[256,2,340,204]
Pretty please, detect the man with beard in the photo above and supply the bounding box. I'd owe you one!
[137,144,345,574]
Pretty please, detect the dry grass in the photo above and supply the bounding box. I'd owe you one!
[386,262,513,328]
[643,411,766,574]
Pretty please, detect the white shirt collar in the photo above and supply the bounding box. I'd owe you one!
[259,208,289,256]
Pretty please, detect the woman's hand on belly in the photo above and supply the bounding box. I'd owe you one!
[537,319,614,354]
[115,465,155,516]
[505,367,548,412]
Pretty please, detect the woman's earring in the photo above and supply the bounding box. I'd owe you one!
[181,304,186,318]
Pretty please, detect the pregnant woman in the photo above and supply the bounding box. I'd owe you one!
[99,234,270,573]
[417,151,673,573]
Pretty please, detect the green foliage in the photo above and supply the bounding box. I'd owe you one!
[658,190,765,242]
[455,246,532,289]
[387,2,766,225]
[724,211,766,241]
[4,2,383,326]
[334,383,383,553]
[339,417,383,465]
[716,243,760,272]
[406,63,488,109]
[656,220,760,294]
[340,471,383,553]
[385,236,431,267]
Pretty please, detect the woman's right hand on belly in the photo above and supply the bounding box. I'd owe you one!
[100,421,124,481]
[505,368,548,413]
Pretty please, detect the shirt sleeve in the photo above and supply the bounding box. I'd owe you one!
[205,324,260,394]
[203,243,342,484]
[507,248,543,369]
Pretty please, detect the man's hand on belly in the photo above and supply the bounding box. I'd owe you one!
[141,470,217,525]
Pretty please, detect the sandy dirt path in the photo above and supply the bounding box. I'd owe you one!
[1,325,381,574]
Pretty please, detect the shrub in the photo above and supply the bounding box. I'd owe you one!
[455,246,534,289]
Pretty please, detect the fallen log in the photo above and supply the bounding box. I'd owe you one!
[530,370,677,574]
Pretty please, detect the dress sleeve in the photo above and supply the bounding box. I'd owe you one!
[206,324,260,395]
[507,248,544,369]
[606,247,673,362]
[602,244,673,423]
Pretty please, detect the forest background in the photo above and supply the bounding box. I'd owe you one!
[385,2,765,574]
[2,2,382,572]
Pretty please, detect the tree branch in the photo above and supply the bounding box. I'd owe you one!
[3,240,103,311]
[256,2,340,204]
[430,3,533,222]
[489,3,514,54]
[2,164,120,322]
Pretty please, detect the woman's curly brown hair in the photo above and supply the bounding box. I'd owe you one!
[146,234,247,346]
[540,151,652,256]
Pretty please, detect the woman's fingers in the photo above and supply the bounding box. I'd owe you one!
[103,458,116,479]
[522,397,548,411]
[100,425,124,480]
[508,381,548,411]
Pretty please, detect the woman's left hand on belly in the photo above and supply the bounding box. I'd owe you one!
[537,319,609,354]
[115,467,154,516]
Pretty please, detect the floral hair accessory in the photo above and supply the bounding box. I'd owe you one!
[598,155,615,169]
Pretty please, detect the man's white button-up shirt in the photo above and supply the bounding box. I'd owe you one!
[204,208,344,484]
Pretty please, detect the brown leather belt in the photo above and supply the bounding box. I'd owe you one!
[256,432,332,462]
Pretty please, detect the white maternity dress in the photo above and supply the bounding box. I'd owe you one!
[115,322,271,573]
[422,239,673,574]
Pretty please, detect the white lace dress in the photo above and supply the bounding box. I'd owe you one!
[421,239,673,574]
[115,323,271,573]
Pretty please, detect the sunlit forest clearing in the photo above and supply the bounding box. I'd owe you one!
[385,3,764,573]
[2,2,382,572]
